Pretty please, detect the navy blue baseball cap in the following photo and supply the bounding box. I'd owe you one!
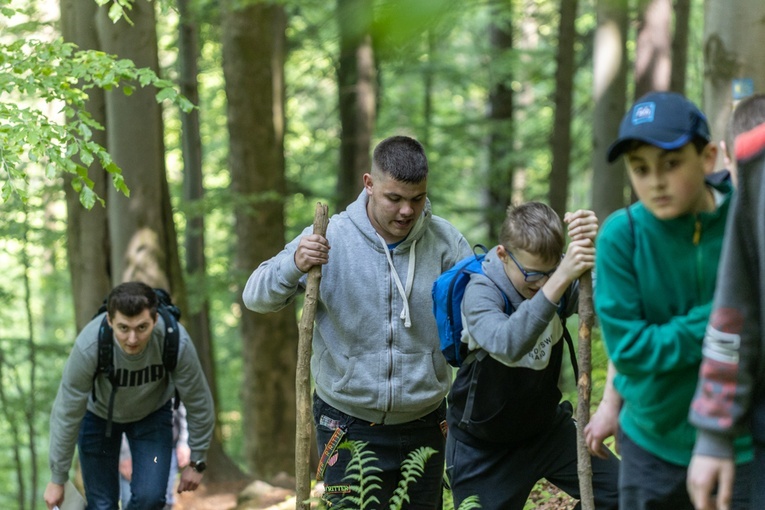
[607,91,711,163]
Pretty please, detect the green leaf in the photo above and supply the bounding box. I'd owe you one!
[178,96,195,113]
[80,147,94,166]
[155,87,175,103]
[79,185,97,209]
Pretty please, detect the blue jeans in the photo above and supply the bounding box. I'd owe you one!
[313,393,446,509]
[619,430,752,510]
[121,447,179,508]
[78,401,173,510]
[445,402,619,510]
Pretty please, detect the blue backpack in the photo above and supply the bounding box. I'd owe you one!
[432,245,510,367]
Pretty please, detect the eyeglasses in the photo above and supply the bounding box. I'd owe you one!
[507,251,558,283]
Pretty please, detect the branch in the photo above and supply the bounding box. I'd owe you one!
[295,202,328,510]
[576,270,595,510]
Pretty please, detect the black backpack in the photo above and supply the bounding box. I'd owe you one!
[92,288,181,437]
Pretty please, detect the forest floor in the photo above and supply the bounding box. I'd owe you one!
[174,478,577,510]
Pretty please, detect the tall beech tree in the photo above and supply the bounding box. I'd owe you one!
[222,1,296,478]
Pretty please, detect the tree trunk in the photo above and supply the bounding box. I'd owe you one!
[336,0,376,211]
[703,0,765,171]
[634,0,672,98]
[60,0,111,331]
[576,272,595,510]
[95,0,181,294]
[670,0,690,94]
[421,30,435,150]
[295,203,329,510]
[591,0,628,222]
[548,0,578,219]
[513,0,540,205]
[222,2,297,479]
[486,5,513,241]
[177,0,245,482]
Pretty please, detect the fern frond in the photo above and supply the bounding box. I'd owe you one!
[388,446,436,510]
[337,440,383,509]
[456,494,482,509]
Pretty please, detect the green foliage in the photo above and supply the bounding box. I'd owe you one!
[334,441,384,509]
[312,440,481,510]
[0,0,194,208]
[0,186,74,507]
[388,445,436,509]
[95,0,136,25]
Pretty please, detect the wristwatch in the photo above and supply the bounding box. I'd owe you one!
[190,460,207,473]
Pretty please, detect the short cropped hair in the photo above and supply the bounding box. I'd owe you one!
[372,136,428,183]
[499,202,565,264]
[726,94,765,154]
[107,281,159,320]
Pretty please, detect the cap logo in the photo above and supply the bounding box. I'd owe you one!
[632,102,656,125]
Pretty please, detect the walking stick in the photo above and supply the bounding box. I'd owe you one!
[576,270,595,510]
[296,202,329,510]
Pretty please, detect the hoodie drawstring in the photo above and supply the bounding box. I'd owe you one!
[379,235,417,328]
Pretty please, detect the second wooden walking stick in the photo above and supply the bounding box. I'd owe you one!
[576,270,595,510]
[295,202,329,510]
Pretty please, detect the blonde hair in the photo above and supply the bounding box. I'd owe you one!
[499,202,564,264]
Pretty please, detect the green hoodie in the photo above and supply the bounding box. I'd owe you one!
[595,177,752,466]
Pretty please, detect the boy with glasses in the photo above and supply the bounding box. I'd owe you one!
[445,201,619,510]
[593,91,752,509]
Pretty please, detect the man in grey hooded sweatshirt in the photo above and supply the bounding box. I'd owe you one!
[243,135,471,508]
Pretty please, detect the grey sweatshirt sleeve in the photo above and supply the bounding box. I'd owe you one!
[48,331,99,484]
[242,228,310,313]
[173,328,215,463]
[463,273,559,362]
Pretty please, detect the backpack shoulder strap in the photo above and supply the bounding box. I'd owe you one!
[556,293,579,380]
[561,324,579,381]
[157,304,182,409]
[94,313,119,438]
[158,306,180,373]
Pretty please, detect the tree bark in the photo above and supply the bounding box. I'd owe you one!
[60,0,111,331]
[703,0,765,171]
[94,0,180,293]
[592,0,629,223]
[486,5,513,241]
[576,271,595,510]
[178,0,245,481]
[295,203,328,510]
[513,0,540,205]
[336,0,376,211]
[222,1,297,479]
[548,0,578,219]
[634,0,672,98]
[670,0,690,94]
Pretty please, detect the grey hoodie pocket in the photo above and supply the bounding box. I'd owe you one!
[394,351,449,412]
[329,351,448,413]
[330,353,382,408]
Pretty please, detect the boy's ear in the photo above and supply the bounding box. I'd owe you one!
[702,142,718,173]
[496,245,508,260]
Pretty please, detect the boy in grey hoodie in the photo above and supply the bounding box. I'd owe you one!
[444,202,619,510]
[243,135,470,508]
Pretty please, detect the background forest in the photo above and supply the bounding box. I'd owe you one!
[2,0,765,507]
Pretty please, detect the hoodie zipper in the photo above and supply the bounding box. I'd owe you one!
[386,248,395,414]
[693,217,704,296]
